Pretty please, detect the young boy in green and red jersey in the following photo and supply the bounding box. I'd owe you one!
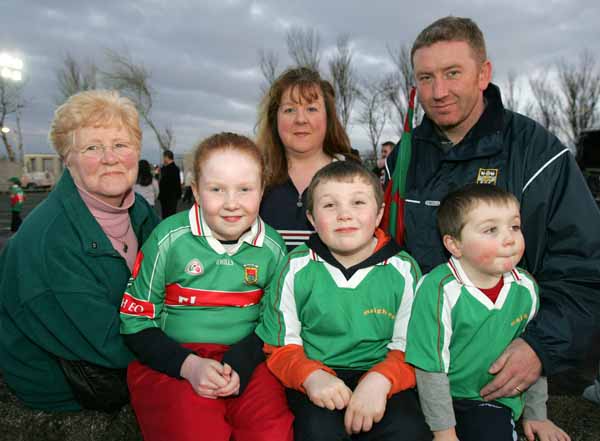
[405,183,570,441]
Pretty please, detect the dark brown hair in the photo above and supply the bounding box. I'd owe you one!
[306,160,383,214]
[437,184,519,239]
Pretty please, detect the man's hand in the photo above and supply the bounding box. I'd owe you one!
[180,354,230,399]
[480,338,542,401]
[302,370,352,411]
[344,372,390,434]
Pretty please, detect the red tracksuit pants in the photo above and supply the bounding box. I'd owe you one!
[128,343,294,441]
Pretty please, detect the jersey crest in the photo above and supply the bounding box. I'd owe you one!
[244,264,259,285]
[476,168,499,185]
[185,259,204,276]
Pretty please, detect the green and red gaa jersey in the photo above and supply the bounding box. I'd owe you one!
[120,204,286,345]
[405,257,539,418]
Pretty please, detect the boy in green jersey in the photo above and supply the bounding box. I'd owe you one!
[405,184,569,441]
[257,161,431,441]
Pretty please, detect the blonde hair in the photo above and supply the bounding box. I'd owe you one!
[49,90,142,159]
[192,132,265,188]
[256,67,354,189]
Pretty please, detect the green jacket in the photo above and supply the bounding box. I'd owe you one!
[0,169,159,411]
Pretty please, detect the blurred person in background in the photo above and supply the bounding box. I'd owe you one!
[134,159,159,207]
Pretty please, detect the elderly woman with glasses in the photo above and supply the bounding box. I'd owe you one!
[0,90,159,412]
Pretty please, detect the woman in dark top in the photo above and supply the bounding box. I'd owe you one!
[256,67,357,250]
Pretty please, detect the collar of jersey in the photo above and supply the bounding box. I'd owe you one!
[447,256,521,288]
[188,203,265,252]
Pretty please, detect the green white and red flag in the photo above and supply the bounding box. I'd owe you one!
[381,87,416,246]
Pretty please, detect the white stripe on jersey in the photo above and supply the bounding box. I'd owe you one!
[279,255,311,346]
[387,256,418,351]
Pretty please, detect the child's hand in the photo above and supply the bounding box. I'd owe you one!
[302,369,352,410]
[214,363,240,397]
[522,418,571,441]
[344,371,391,434]
[180,354,230,398]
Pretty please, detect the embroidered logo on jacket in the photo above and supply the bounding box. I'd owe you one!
[476,168,499,185]
[185,259,204,276]
[243,264,259,285]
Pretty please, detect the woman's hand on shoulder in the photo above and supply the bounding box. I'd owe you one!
[302,369,352,410]
[180,354,230,398]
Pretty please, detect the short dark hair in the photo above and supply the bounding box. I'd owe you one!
[437,184,519,239]
[306,161,383,214]
[163,149,174,160]
[411,16,487,66]
[382,141,395,148]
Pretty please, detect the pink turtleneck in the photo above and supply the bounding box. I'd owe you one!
[76,186,138,271]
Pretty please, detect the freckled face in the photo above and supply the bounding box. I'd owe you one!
[446,200,525,287]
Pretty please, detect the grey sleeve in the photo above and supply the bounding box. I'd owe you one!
[522,376,548,421]
[416,368,456,431]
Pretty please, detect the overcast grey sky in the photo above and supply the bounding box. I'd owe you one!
[2,0,599,163]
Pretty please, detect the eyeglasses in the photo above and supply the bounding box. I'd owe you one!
[78,143,137,159]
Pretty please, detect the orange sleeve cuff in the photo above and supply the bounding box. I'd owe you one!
[363,350,416,397]
[264,343,336,393]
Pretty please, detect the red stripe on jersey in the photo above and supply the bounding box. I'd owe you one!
[165,284,263,307]
[194,203,202,235]
[120,293,156,318]
[132,251,144,279]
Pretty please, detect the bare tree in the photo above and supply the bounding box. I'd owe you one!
[503,70,520,112]
[502,70,534,117]
[555,50,600,152]
[102,49,173,151]
[383,44,415,136]
[357,80,390,159]
[0,77,25,162]
[528,71,560,133]
[55,53,98,104]
[286,27,321,71]
[258,49,280,93]
[328,35,359,129]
